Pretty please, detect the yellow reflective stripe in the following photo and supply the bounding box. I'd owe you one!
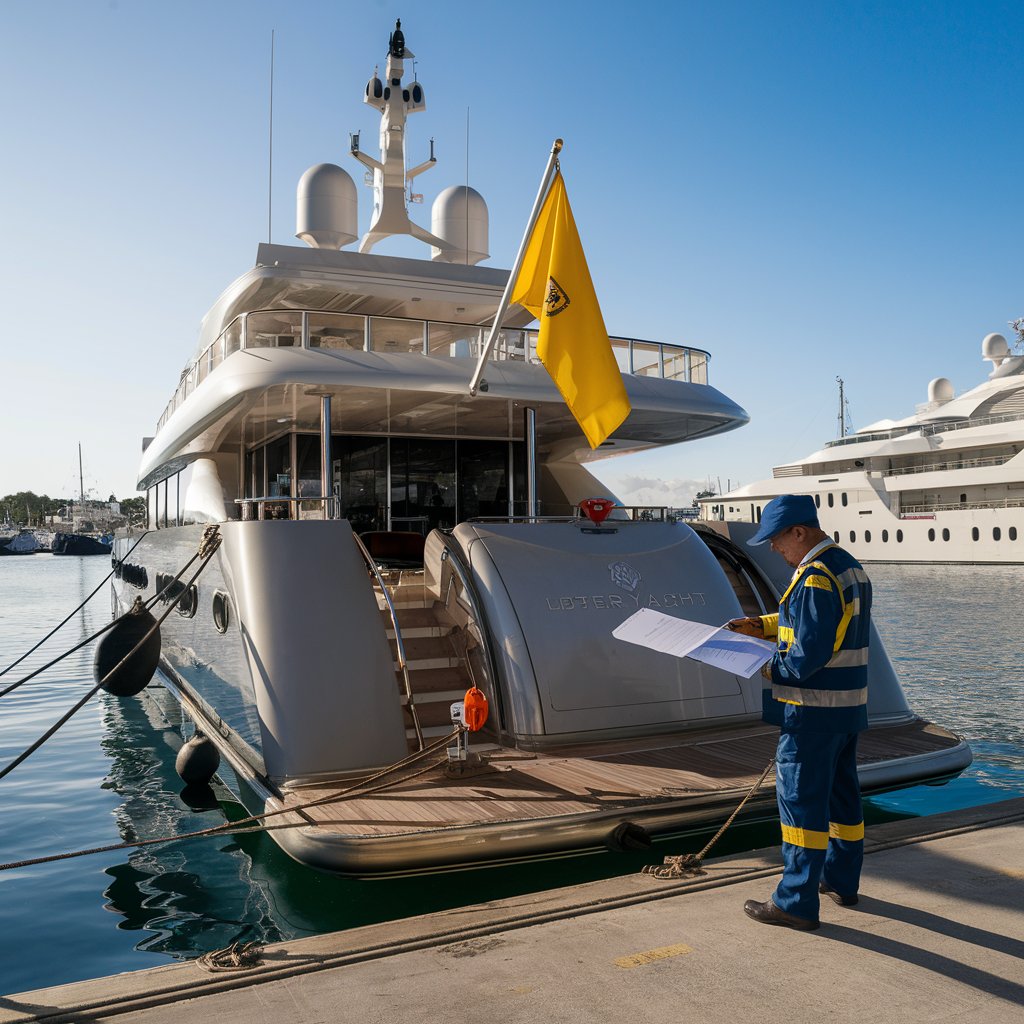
[778,626,795,645]
[780,824,830,849]
[826,648,869,668]
[760,613,779,638]
[804,574,833,592]
[829,820,865,841]
[772,683,868,707]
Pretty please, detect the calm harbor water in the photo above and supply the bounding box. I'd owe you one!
[1,554,1021,995]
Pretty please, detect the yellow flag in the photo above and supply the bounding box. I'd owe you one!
[510,171,630,448]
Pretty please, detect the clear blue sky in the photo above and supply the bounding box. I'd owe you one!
[1,1,1021,504]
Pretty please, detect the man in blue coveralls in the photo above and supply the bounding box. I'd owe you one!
[727,494,872,931]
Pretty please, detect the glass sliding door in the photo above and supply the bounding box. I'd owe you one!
[333,436,387,533]
[390,438,456,533]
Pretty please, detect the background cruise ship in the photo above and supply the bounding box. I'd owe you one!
[700,330,1024,563]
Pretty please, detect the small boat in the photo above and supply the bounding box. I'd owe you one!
[52,445,114,556]
[0,529,42,556]
[51,531,112,556]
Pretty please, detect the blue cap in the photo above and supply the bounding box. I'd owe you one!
[747,494,820,546]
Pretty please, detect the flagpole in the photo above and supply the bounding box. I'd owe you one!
[468,138,563,397]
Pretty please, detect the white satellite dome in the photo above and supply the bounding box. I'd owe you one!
[982,332,1010,369]
[295,164,358,250]
[927,377,954,404]
[431,185,489,265]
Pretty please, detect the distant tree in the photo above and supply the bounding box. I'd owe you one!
[119,496,147,521]
[692,487,717,508]
[1011,318,1024,351]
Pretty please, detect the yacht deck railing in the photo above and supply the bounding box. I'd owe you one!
[158,309,712,433]
[901,497,1024,514]
[823,410,1024,450]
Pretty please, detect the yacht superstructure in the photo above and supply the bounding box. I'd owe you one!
[700,333,1024,563]
[112,20,971,875]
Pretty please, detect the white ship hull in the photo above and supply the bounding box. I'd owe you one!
[703,331,1024,564]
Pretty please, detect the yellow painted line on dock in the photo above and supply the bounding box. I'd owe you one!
[614,942,693,968]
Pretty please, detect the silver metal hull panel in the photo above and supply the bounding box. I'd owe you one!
[451,520,762,741]
[114,521,408,782]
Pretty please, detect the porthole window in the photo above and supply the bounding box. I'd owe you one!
[176,584,198,618]
[212,591,231,634]
[896,529,903,543]
[841,493,848,507]
[993,527,1002,541]
[814,494,821,508]
[864,530,871,543]
[972,527,980,541]
[942,528,950,542]
[849,531,856,543]
[833,531,840,542]
[882,530,889,542]
[827,494,834,508]
[1011,527,1018,541]
[928,528,935,542]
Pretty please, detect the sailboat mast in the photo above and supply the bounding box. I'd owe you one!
[78,444,85,505]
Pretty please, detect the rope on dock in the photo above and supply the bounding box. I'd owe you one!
[642,757,777,879]
[196,941,265,973]
[0,527,223,780]
[0,728,460,872]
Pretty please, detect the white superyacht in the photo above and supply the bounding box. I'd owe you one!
[700,332,1024,563]
[112,20,971,875]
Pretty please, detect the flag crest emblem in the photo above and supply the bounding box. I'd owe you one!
[545,278,570,317]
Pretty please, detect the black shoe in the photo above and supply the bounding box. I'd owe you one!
[819,882,858,906]
[743,898,820,931]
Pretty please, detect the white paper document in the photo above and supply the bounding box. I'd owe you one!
[612,607,776,678]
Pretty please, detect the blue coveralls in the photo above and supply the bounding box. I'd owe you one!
[759,541,872,921]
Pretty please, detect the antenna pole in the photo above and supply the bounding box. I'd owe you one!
[469,138,563,397]
[268,29,275,244]
[836,376,845,437]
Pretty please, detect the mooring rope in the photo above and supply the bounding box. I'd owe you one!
[196,940,265,973]
[641,756,777,879]
[0,729,459,872]
[0,531,150,682]
[0,528,219,700]
[0,527,223,781]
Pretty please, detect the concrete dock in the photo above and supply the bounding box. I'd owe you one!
[3,796,1023,1024]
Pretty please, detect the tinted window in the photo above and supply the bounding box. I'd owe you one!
[972,527,979,541]
[1010,527,1018,541]
[896,529,903,543]
[994,527,1002,541]
[928,528,935,541]
[942,528,950,541]
[864,531,871,543]
[841,493,848,507]
[882,530,889,542]
[828,494,834,508]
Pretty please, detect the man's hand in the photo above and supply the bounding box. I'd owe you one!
[725,616,765,639]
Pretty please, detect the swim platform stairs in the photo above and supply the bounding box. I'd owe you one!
[376,568,498,751]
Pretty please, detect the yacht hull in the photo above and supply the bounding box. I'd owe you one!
[113,520,972,877]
